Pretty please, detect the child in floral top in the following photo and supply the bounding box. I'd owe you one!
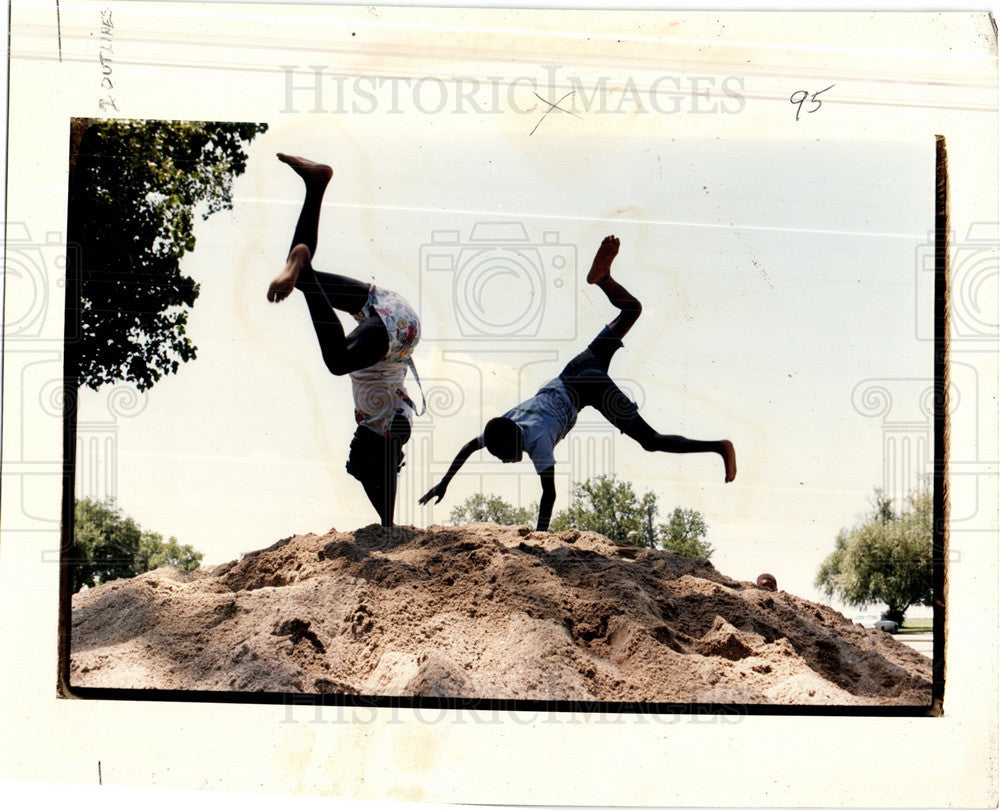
[268,153,421,527]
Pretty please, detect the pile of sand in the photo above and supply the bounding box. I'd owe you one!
[70,523,931,705]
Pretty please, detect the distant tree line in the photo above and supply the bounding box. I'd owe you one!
[71,498,203,592]
[449,474,714,560]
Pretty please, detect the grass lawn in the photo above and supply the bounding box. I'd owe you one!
[897,619,933,634]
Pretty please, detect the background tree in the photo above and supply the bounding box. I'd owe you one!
[137,532,204,574]
[67,118,268,391]
[658,507,714,560]
[815,486,933,624]
[871,487,896,523]
[550,475,650,546]
[445,477,715,557]
[550,475,714,557]
[71,498,203,592]
[449,493,537,526]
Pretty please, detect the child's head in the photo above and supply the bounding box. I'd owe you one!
[483,417,524,463]
[756,573,777,592]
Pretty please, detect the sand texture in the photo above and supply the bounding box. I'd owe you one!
[70,523,932,705]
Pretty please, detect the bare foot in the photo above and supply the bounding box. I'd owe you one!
[720,440,737,483]
[277,153,333,191]
[587,235,621,284]
[268,243,311,303]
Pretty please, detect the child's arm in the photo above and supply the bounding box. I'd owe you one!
[419,437,482,505]
[536,465,557,531]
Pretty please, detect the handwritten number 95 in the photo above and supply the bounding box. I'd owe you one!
[790,85,834,121]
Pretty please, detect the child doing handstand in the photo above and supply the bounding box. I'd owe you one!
[419,235,735,531]
[269,154,421,527]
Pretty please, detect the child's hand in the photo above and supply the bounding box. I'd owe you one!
[419,481,448,505]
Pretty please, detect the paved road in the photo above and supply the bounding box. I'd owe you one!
[894,632,933,658]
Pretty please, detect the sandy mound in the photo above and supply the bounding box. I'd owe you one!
[70,523,931,705]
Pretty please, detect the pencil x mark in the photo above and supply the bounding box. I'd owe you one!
[530,91,581,136]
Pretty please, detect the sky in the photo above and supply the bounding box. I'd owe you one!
[74,113,937,612]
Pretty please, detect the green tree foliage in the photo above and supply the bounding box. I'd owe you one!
[815,487,933,624]
[138,532,203,572]
[71,497,203,592]
[449,477,714,559]
[549,475,712,558]
[449,492,537,526]
[658,507,714,560]
[550,475,649,545]
[68,118,268,391]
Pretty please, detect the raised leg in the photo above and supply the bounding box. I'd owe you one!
[276,155,370,310]
[627,416,736,482]
[283,245,389,375]
[268,154,333,303]
[581,236,734,483]
[279,153,333,255]
[312,269,370,315]
[268,153,368,310]
[269,154,389,372]
[587,235,641,340]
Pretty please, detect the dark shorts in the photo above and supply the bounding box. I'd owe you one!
[559,326,639,432]
[345,412,410,483]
